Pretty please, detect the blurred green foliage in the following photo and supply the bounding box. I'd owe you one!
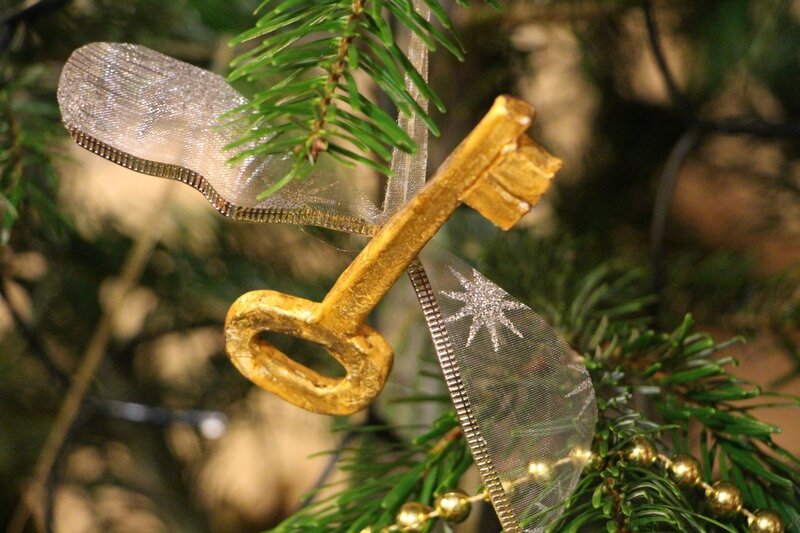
[1,1,799,532]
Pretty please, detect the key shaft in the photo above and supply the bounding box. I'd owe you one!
[225,95,562,415]
[315,96,535,334]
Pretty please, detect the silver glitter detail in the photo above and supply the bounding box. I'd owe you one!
[274,177,338,210]
[57,42,379,224]
[565,363,595,419]
[441,267,528,351]
[423,253,598,532]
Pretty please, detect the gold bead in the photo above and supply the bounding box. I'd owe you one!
[668,454,702,487]
[570,447,604,471]
[396,502,431,532]
[435,490,472,524]
[748,509,785,533]
[587,452,605,471]
[501,479,515,495]
[626,436,657,466]
[706,481,743,516]
[569,447,592,464]
[527,461,552,480]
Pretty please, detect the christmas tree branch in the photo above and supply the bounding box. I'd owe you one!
[5,187,173,533]
[0,64,64,244]
[226,0,498,196]
[272,234,800,532]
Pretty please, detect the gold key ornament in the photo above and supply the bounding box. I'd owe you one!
[224,96,563,415]
[59,43,595,532]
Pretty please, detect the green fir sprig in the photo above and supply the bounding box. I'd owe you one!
[269,234,800,532]
[226,0,500,196]
[0,64,64,244]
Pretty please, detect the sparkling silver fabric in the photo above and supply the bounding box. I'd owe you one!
[57,42,378,227]
[387,6,597,528]
[381,2,429,220]
[415,251,597,532]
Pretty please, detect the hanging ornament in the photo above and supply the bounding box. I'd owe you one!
[706,481,743,516]
[56,8,597,527]
[668,454,702,487]
[224,96,555,415]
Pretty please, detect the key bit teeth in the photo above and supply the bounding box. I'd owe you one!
[460,174,532,231]
[493,135,562,198]
[460,134,562,230]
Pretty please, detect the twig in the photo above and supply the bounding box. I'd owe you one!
[488,0,645,24]
[0,280,71,387]
[42,404,87,533]
[94,399,228,432]
[0,290,224,421]
[6,186,174,533]
[642,0,692,117]
[294,407,402,511]
[642,1,800,304]
[0,0,70,55]
[294,430,358,512]
[305,0,365,161]
[649,128,700,298]
[642,0,800,139]
[698,117,800,139]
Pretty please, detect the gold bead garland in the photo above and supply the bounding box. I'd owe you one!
[649,439,785,533]
[569,446,593,464]
[373,489,488,532]
[526,460,552,479]
[370,438,784,532]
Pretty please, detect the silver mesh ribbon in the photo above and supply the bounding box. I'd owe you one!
[57,28,597,533]
[380,1,429,220]
[386,7,597,528]
[58,42,379,235]
[409,252,596,532]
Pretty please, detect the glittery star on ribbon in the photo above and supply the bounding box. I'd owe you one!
[441,266,528,351]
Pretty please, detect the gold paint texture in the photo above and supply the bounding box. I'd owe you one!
[224,96,562,415]
[225,291,393,415]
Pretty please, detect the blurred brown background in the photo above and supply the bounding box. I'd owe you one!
[1,1,799,532]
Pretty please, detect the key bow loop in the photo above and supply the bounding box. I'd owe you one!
[225,290,393,415]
